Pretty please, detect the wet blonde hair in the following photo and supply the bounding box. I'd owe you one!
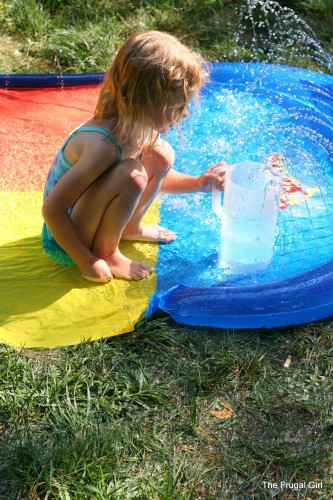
[94,30,209,149]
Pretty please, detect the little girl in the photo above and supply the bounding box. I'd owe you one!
[42,30,225,283]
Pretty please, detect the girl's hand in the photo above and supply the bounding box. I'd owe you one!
[197,161,226,193]
[80,258,113,283]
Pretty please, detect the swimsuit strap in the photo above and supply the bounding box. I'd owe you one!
[62,126,123,162]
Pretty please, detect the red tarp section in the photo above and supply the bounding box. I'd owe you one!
[0,85,100,190]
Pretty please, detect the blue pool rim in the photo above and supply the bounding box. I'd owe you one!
[0,72,105,88]
[1,62,330,89]
[2,62,333,329]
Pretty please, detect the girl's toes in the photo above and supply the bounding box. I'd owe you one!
[141,264,154,272]
[158,228,177,242]
[138,269,151,279]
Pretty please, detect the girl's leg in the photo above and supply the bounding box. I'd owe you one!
[122,139,177,242]
[71,158,153,280]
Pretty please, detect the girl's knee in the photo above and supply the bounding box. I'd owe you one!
[123,158,148,192]
[131,170,148,191]
[142,139,175,176]
[159,140,175,173]
[155,140,175,167]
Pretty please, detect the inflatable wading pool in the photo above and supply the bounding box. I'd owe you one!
[1,63,333,347]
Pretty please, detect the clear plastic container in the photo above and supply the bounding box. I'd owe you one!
[212,161,282,274]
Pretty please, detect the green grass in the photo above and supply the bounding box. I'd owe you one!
[0,0,333,497]
[0,0,332,73]
[0,318,332,498]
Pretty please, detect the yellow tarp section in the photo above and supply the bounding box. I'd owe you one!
[0,191,159,348]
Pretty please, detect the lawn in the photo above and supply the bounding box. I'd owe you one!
[0,0,332,498]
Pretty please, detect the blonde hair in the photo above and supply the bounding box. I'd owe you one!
[94,30,209,149]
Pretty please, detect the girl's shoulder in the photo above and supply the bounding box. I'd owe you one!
[65,119,123,165]
[76,118,119,144]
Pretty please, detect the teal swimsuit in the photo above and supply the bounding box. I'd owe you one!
[41,126,123,265]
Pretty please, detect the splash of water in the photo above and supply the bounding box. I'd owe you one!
[160,60,333,289]
[233,0,333,74]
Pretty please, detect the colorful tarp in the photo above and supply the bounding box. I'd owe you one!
[1,63,333,347]
[0,83,159,347]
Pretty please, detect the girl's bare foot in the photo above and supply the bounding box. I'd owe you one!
[122,225,177,243]
[80,258,113,283]
[104,249,154,280]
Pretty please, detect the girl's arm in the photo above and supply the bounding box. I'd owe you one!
[42,139,117,279]
[161,162,226,194]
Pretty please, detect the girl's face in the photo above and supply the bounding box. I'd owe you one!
[153,91,191,133]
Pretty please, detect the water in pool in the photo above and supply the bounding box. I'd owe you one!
[157,64,333,292]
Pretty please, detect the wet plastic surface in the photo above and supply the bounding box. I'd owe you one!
[1,63,333,330]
